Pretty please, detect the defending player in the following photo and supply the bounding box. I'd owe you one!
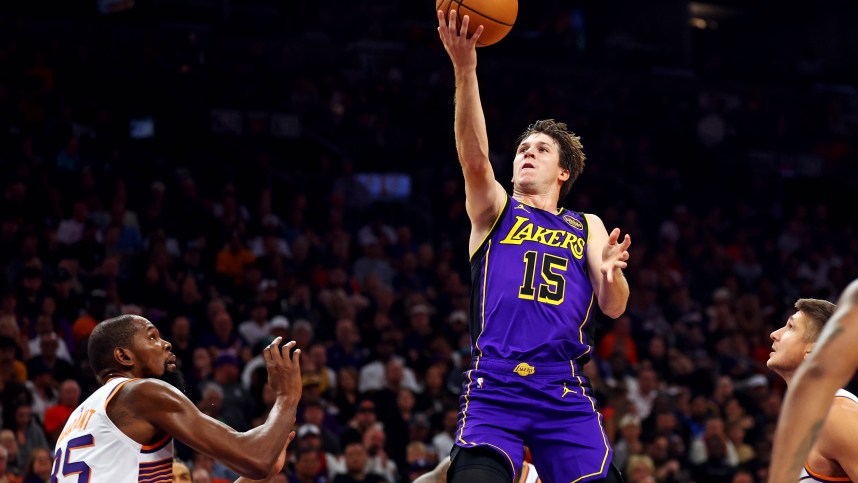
[769,281,858,481]
[437,9,630,483]
[52,314,300,482]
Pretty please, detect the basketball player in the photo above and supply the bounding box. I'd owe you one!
[769,280,858,482]
[52,314,300,482]
[437,10,630,483]
[413,457,542,483]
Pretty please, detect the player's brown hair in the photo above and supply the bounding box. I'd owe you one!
[795,298,837,342]
[515,119,586,201]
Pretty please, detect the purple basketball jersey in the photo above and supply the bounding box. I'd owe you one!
[469,196,594,363]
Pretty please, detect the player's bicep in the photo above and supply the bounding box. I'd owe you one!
[584,214,608,292]
[134,382,255,468]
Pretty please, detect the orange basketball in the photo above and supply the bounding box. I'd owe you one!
[436,0,518,47]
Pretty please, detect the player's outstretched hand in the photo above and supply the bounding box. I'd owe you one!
[600,228,631,283]
[437,9,483,72]
[263,337,302,402]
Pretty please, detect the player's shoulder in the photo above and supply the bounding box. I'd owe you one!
[115,378,184,404]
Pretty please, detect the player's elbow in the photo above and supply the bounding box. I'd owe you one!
[232,453,270,480]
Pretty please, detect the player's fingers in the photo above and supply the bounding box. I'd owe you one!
[263,336,281,363]
[620,234,632,250]
[459,14,470,38]
[276,340,295,363]
[606,269,614,283]
[286,430,296,446]
[620,250,630,261]
[470,25,484,45]
[609,228,621,244]
[449,9,457,34]
[291,347,302,370]
[616,261,628,269]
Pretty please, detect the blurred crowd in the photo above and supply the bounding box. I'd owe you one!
[1,2,858,483]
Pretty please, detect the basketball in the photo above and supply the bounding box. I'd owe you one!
[436,0,518,47]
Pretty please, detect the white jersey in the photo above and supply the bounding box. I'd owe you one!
[53,377,174,483]
[520,462,541,483]
[798,388,857,483]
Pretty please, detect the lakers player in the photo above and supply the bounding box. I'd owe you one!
[413,456,542,483]
[769,280,858,483]
[767,295,858,481]
[437,9,629,483]
[52,314,301,482]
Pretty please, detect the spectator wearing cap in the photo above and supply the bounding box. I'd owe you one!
[331,440,386,483]
[293,425,335,483]
[301,401,340,456]
[613,413,643,472]
[268,315,291,340]
[41,379,80,446]
[238,300,272,347]
[289,446,329,483]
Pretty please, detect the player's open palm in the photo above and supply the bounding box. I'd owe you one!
[263,338,302,402]
[437,9,483,71]
[600,228,631,283]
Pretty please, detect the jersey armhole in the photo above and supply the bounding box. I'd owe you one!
[469,196,511,263]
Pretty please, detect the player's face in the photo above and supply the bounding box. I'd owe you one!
[513,133,569,194]
[767,311,814,377]
[131,319,176,378]
[172,462,192,483]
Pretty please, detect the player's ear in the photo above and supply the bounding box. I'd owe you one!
[115,347,135,368]
[559,168,570,181]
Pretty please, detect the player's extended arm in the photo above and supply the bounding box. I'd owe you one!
[134,339,302,480]
[769,280,858,482]
[437,9,506,251]
[584,214,630,318]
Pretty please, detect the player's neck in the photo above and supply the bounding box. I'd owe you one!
[512,193,560,214]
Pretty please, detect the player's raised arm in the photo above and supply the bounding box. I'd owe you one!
[769,279,858,482]
[437,9,506,249]
[584,214,630,319]
[133,339,301,480]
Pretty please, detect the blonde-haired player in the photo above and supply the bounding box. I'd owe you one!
[767,292,858,481]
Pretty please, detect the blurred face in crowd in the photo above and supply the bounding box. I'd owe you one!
[172,461,192,483]
[344,442,368,474]
[768,310,815,380]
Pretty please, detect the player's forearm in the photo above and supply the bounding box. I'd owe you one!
[454,68,490,172]
[235,397,297,478]
[769,364,840,482]
[596,268,628,318]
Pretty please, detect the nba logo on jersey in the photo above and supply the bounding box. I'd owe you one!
[563,214,584,231]
[477,377,484,388]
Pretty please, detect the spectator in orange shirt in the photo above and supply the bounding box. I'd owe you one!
[215,230,256,286]
[597,315,638,365]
